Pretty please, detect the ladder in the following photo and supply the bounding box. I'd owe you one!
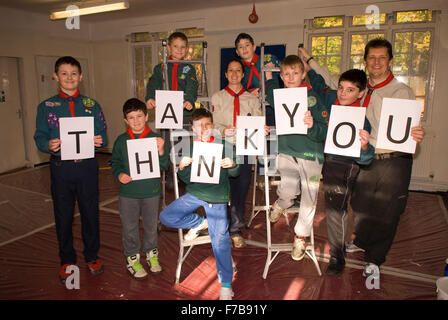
[245,43,322,279]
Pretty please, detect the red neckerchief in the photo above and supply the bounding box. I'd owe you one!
[334,98,361,107]
[299,82,312,91]
[126,124,151,139]
[195,136,215,143]
[224,85,246,127]
[362,72,394,108]
[58,89,80,117]
[243,53,260,90]
[169,56,183,91]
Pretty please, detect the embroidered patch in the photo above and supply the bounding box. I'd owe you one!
[179,74,186,80]
[47,112,59,128]
[308,96,317,108]
[45,101,54,107]
[98,111,107,130]
[322,111,328,118]
[54,102,61,107]
[182,65,191,73]
[82,97,95,108]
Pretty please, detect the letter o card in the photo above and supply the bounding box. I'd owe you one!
[324,105,366,158]
[190,141,223,184]
[236,116,265,156]
[126,138,160,180]
[376,98,422,154]
[273,87,308,135]
[59,117,94,160]
[155,90,183,129]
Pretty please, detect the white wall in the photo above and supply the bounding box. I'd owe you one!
[1,0,447,190]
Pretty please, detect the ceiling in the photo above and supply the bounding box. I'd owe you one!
[0,0,278,22]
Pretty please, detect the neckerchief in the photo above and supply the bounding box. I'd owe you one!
[224,85,246,127]
[58,89,80,117]
[243,53,260,90]
[126,124,151,139]
[362,72,394,108]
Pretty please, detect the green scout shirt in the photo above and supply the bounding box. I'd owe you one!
[34,91,108,155]
[266,79,329,164]
[110,130,170,199]
[145,62,199,118]
[177,138,240,203]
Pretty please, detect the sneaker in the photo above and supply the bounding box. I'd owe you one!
[146,248,162,273]
[230,234,246,248]
[87,258,104,275]
[325,256,345,275]
[363,262,380,278]
[269,202,286,223]
[184,218,208,241]
[59,263,77,283]
[345,241,365,253]
[127,254,148,280]
[291,236,306,261]
[219,287,234,300]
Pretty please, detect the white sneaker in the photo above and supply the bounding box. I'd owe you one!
[126,254,148,280]
[269,202,286,223]
[184,218,208,241]
[291,236,306,261]
[146,248,162,273]
[219,287,234,300]
[345,241,365,253]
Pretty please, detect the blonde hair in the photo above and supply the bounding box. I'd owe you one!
[279,55,304,74]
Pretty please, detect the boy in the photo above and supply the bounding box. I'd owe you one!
[265,55,329,261]
[34,56,107,282]
[303,57,375,275]
[145,31,199,123]
[110,98,170,280]
[235,32,279,125]
[159,108,239,300]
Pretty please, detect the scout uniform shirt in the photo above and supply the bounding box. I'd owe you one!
[145,58,199,117]
[242,53,280,92]
[110,125,170,199]
[177,137,240,203]
[266,79,329,164]
[34,89,108,155]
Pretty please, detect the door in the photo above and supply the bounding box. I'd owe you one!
[0,57,26,173]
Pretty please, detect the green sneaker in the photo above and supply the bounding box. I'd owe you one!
[126,254,148,280]
[146,248,162,273]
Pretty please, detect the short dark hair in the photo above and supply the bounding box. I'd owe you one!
[338,69,367,91]
[122,98,147,118]
[225,58,245,73]
[168,31,188,45]
[54,56,82,74]
[364,38,393,60]
[235,33,254,47]
[280,55,304,73]
[192,108,213,123]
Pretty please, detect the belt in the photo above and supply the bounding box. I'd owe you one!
[50,155,85,163]
[373,152,412,160]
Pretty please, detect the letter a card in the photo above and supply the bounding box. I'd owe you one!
[273,87,308,135]
[324,105,366,158]
[126,138,160,180]
[190,141,223,184]
[59,117,94,160]
[155,90,183,129]
[236,116,265,156]
[376,98,422,153]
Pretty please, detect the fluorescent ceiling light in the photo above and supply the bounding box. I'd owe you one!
[50,1,129,20]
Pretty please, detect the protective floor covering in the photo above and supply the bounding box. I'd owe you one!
[1,154,447,300]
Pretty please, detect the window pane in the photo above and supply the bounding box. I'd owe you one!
[177,27,204,39]
[132,32,152,42]
[410,76,427,96]
[394,32,412,53]
[314,56,326,67]
[416,97,425,117]
[326,56,341,75]
[327,36,342,55]
[412,31,431,75]
[396,10,432,23]
[311,36,327,55]
[351,34,367,55]
[312,16,344,28]
[350,55,364,70]
[393,54,410,75]
[352,13,386,26]
[367,33,385,41]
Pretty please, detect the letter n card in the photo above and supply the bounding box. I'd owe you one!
[190,141,223,184]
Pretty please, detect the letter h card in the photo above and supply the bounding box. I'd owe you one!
[127,138,160,180]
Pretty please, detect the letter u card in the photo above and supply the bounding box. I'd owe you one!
[126,138,160,180]
[375,98,422,154]
[324,105,366,158]
[190,141,223,184]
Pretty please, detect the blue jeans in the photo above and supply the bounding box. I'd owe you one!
[159,193,233,283]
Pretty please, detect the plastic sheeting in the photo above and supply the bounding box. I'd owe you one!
[0,154,447,300]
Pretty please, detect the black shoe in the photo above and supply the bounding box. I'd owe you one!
[325,256,345,275]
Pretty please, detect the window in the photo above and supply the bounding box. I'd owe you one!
[305,10,437,119]
[130,28,205,115]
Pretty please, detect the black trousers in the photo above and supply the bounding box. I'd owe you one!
[229,161,253,235]
[351,154,413,266]
[50,157,100,265]
[323,157,360,263]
